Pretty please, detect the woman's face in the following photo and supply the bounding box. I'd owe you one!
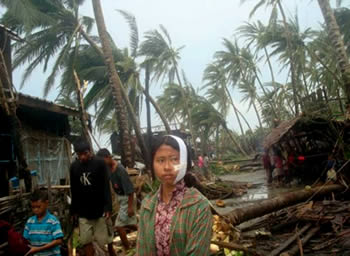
[153,144,180,186]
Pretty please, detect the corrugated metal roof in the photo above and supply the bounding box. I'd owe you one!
[17,93,80,117]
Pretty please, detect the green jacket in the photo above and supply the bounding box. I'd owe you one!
[136,187,213,256]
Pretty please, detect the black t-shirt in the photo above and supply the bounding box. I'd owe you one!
[109,164,134,196]
[70,156,112,219]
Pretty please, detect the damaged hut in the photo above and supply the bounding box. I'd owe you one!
[0,24,81,197]
[263,115,350,183]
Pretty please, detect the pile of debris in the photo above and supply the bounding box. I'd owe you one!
[201,180,254,200]
[212,183,350,255]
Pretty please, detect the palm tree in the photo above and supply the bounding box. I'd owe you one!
[241,0,300,115]
[0,0,94,96]
[202,62,253,134]
[139,26,197,152]
[237,21,277,91]
[214,38,278,120]
[116,10,171,134]
[2,0,150,168]
[191,98,248,156]
[156,83,193,125]
[238,78,263,129]
[91,0,151,168]
[317,0,350,107]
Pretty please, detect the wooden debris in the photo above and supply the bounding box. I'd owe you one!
[280,226,320,256]
[225,184,344,226]
[269,223,312,256]
[211,240,259,255]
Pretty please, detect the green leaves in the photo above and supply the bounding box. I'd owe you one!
[117,9,139,58]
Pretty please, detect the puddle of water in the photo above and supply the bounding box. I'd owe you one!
[213,169,302,215]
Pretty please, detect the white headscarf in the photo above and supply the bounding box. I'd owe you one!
[166,135,188,184]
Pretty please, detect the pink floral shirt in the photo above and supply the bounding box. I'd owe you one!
[155,180,187,256]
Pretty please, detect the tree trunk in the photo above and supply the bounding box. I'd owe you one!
[81,24,159,168]
[277,0,299,116]
[224,85,246,135]
[73,69,93,150]
[145,63,154,179]
[222,122,248,156]
[225,184,343,226]
[317,0,350,106]
[253,69,278,118]
[225,83,253,131]
[91,0,134,168]
[138,83,171,134]
[174,67,198,155]
[264,47,275,88]
[215,125,220,157]
[252,100,263,129]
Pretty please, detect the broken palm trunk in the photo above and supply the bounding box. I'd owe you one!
[225,184,344,226]
[73,69,93,150]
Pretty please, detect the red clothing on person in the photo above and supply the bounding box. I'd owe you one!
[198,156,204,168]
[262,154,271,169]
[274,155,283,169]
[155,180,187,256]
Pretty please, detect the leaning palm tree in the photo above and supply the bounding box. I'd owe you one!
[191,98,248,156]
[202,62,253,134]
[238,78,263,129]
[116,10,171,133]
[237,21,277,90]
[156,83,195,127]
[91,0,151,168]
[0,0,94,96]
[214,38,278,119]
[241,0,300,115]
[139,25,197,151]
[317,0,350,107]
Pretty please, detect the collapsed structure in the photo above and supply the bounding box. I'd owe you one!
[263,115,350,183]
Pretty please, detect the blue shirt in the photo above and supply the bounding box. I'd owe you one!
[23,211,63,256]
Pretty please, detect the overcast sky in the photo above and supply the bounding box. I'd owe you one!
[2,0,328,146]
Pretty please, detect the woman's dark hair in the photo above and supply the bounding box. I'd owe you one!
[151,135,204,192]
[151,135,192,172]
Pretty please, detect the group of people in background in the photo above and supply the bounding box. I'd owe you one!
[22,135,213,256]
[262,146,305,185]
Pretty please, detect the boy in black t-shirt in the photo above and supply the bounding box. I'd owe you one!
[96,148,136,250]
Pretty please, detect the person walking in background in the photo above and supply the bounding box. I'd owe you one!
[198,154,204,169]
[262,149,272,184]
[136,135,212,255]
[97,148,137,252]
[70,139,112,256]
[203,153,210,178]
[272,149,284,185]
[23,189,63,256]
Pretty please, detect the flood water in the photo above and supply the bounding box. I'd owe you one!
[212,168,302,215]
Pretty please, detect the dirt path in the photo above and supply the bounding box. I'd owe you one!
[212,168,302,215]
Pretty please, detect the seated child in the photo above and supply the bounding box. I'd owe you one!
[23,189,64,256]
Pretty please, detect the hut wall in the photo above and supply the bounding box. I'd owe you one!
[22,128,71,185]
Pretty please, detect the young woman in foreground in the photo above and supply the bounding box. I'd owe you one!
[136,135,212,256]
